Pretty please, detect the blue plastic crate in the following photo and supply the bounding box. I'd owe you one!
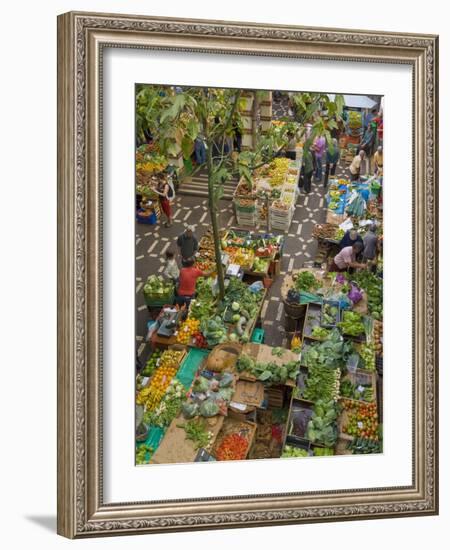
[251,327,265,343]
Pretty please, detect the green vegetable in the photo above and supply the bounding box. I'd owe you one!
[303,363,340,402]
[143,275,173,297]
[313,447,334,456]
[281,445,309,458]
[177,419,212,450]
[143,379,186,428]
[302,329,352,371]
[237,353,300,385]
[231,301,240,312]
[359,342,376,371]
[136,444,153,465]
[232,313,241,323]
[311,326,331,340]
[338,311,365,336]
[271,347,284,357]
[200,316,228,346]
[294,271,321,293]
[306,399,340,447]
[351,271,383,319]
[348,437,382,454]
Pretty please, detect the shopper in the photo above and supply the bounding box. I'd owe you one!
[176,225,199,266]
[363,225,379,270]
[329,242,366,272]
[324,138,340,188]
[300,145,314,194]
[154,177,174,227]
[163,250,180,283]
[373,111,384,147]
[312,134,326,182]
[175,259,205,306]
[285,132,297,160]
[339,229,363,250]
[194,135,206,165]
[374,146,383,176]
[360,124,376,170]
[349,150,366,181]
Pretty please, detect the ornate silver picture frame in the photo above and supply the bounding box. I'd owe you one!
[57,11,438,538]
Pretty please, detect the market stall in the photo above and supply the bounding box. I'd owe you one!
[233,157,300,231]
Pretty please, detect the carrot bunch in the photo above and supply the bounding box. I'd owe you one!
[215,433,248,461]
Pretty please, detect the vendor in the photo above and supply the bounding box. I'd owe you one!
[363,225,379,271]
[175,259,205,306]
[329,242,366,273]
[339,229,363,249]
[374,146,383,176]
[349,150,366,181]
[177,225,199,266]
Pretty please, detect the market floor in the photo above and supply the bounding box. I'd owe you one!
[135,162,351,357]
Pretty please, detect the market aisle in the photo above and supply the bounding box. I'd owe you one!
[135,159,350,353]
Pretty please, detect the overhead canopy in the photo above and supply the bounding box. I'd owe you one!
[328,94,377,110]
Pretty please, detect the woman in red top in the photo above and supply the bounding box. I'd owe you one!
[175,259,205,306]
[155,179,173,227]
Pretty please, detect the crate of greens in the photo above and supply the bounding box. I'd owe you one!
[320,300,340,328]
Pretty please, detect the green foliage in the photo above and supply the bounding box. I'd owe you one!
[281,446,309,458]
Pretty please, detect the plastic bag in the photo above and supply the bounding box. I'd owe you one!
[219,372,234,388]
[182,402,199,419]
[192,376,210,394]
[199,399,220,417]
[348,283,363,304]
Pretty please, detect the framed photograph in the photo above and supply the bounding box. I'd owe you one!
[57,11,439,538]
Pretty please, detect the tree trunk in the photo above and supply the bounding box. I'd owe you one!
[252,90,260,149]
[206,146,226,300]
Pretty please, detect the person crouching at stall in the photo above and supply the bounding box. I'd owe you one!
[175,259,205,307]
[329,241,366,273]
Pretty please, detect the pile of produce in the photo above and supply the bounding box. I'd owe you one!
[181,372,234,419]
[302,329,352,371]
[267,157,290,186]
[338,311,365,337]
[321,302,340,327]
[281,446,309,458]
[136,349,184,411]
[313,447,334,456]
[223,246,254,269]
[176,318,200,344]
[215,433,248,461]
[271,199,291,211]
[143,379,187,428]
[348,437,382,454]
[236,353,300,385]
[177,418,213,451]
[312,223,340,240]
[188,278,217,322]
[303,363,340,402]
[306,399,340,447]
[346,194,366,217]
[293,271,321,293]
[135,444,153,465]
[143,275,173,298]
[339,379,374,402]
[252,257,270,273]
[358,342,376,371]
[200,316,228,346]
[373,320,383,356]
[311,326,331,340]
[141,349,163,377]
[351,271,383,320]
[341,400,379,440]
[219,278,264,337]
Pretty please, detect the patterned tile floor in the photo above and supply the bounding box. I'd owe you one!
[135,160,350,359]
